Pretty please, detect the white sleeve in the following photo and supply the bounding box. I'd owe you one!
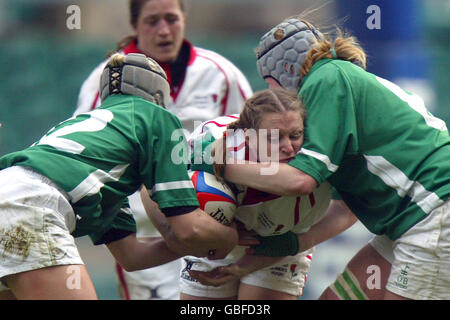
[73,60,108,116]
[187,114,240,146]
[195,48,253,116]
[223,63,253,115]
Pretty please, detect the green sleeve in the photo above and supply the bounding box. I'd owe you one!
[332,187,342,200]
[189,132,216,175]
[89,201,137,245]
[139,107,199,210]
[288,62,358,183]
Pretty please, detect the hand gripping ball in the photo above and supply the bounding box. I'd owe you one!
[189,171,237,226]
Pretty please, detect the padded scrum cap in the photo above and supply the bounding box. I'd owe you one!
[100,53,170,108]
[256,18,321,91]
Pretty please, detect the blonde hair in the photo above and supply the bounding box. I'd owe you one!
[213,88,305,180]
[107,52,126,67]
[228,88,305,131]
[285,6,367,77]
[300,26,367,78]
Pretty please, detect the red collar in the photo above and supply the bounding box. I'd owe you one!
[121,39,196,100]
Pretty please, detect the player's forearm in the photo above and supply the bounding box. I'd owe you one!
[141,186,238,258]
[132,237,181,270]
[224,161,316,196]
[107,235,181,272]
[140,183,238,258]
[167,209,238,259]
[140,186,171,237]
[297,200,358,252]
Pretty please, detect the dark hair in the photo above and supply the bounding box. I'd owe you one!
[115,0,186,51]
[129,0,185,27]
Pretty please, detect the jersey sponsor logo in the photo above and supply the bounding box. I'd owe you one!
[237,187,323,235]
[289,264,298,279]
[180,258,198,283]
[269,264,289,277]
[257,212,276,231]
[394,264,410,290]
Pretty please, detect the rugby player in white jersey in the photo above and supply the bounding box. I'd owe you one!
[177,88,333,299]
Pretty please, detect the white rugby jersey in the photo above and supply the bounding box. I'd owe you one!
[74,40,253,133]
[236,183,331,235]
[189,114,332,236]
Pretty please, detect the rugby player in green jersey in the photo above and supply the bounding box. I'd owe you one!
[217,17,450,300]
[0,53,237,299]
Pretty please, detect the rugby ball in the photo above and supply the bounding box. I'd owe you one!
[189,171,236,225]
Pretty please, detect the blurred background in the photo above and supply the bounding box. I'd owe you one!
[0,0,448,300]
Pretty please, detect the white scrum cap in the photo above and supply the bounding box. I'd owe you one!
[100,53,170,108]
[256,18,322,91]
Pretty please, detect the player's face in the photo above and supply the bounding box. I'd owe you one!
[256,111,304,163]
[134,0,186,63]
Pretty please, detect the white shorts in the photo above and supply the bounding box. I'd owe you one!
[0,166,83,291]
[117,260,182,300]
[369,235,394,264]
[180,245,314,298]
[115,191,182,300]
[386,199,450,300]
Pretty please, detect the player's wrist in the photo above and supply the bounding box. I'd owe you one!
[252,231,299,257]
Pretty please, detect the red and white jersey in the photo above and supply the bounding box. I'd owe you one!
[189,115,332,236]
[73,40,253,133]
[236,184,331,236]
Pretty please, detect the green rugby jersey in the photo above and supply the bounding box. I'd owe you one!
[0,95,199,244]
[289,59,450,240]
